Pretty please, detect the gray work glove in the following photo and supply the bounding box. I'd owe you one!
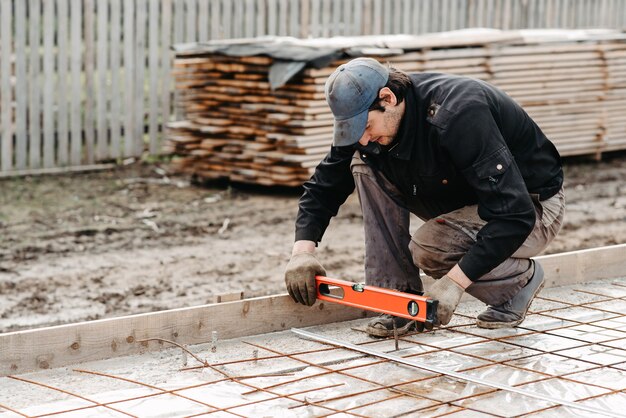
[284,252,326,306]
[427,275,465,326]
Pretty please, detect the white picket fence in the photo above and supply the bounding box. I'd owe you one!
[0,0,625,173]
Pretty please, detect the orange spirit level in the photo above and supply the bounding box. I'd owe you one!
[316,276,438,328]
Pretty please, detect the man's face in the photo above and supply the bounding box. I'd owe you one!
[357,88,405,147]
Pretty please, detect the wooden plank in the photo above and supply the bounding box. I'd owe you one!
[449,0,458,30]
[244,0,254,38]
[161,0,173,155]
[490,51,601,65]
[0,0,12,170]
[495,42,601,56]
[70,0,81,165]
[232,0,244,38]
[491,66,604,81]
[221,0,232,37]
[392,0,402,33]
[458,0,468,30]
[186,0,197,41]
[56,0,69,166]
[440,0,449,30]
[546,0,554,27]
[278,0,288,36]
[253,0,267,36]
[309,0,319,37]
[96,0,109,161]
[321,0,331,37]
[299,0,309,37]
[174,0,184,43]
[372,0,382,34]
[2,244,625,376]
[123,0,135,157]
[412,0,421,34]
[198,0,209,41]
[0,294,371,376]
[135,0,147,156]
[329,0,338,36]
[563,0,572,27]
[608,0,617,28]
[84,0,95,163]
[210,0,220,39]
[352,0,362,36]
[501,0,511,29]
[539,245,626,287]
[267,0,277,36]
[43,1,56,168]
[149,0,160,155]
[29,0,41,168]
[289,0,299,37]
[109,0,121,159]
[361,0,371,35]
[14,0,27,169]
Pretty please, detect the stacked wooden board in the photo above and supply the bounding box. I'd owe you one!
[602,41,626,152]
[166,53,335,186]
[489,42,608,156]
[166,30,626,187]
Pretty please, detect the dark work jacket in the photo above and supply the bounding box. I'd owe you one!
[295,73,563,281]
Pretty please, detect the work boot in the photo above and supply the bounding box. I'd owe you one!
[365,314,421,337]
[476,261,545,329]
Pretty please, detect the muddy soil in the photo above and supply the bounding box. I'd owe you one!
[1,153,625,333]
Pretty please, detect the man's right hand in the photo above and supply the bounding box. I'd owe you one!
[284,252,326,306]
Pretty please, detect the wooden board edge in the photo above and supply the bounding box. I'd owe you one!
[2,244,625,375]
[537,243,626,288]
[0,294,370,376]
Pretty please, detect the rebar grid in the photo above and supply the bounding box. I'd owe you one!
[245,341,502,417]
[31,373,251,418]
[2,281,626,417]
[7,375,138,418]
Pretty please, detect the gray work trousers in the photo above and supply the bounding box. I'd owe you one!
[351,152,565,306]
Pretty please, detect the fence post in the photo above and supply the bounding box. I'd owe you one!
[15,0,28,169]
[1,0,13,171]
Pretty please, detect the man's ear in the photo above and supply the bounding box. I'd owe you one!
[379,87,398,106]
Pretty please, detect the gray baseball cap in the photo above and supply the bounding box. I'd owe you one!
[325,58,389,147]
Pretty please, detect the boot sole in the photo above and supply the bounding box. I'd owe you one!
[476,269,546,330]
[365,321,415,338]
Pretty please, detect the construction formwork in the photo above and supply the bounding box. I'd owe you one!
[1,245,626,417]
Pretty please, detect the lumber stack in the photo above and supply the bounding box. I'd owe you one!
[166,30,626,187]
[602,41,626,152]
[489,42,607,156]
[166,53,336,186]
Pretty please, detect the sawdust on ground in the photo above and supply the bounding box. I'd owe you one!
[1,153,625,332]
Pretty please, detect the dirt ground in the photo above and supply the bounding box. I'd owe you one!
[1,152,626,333]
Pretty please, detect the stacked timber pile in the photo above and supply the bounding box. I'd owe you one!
[166,29,626,187]
[489,41,608,156]
[166,53,338,186]
[603,40,626,152]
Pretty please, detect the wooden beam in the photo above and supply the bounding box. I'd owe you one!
[1,244,625,376]
[0,293,370,376]
[539,244,626,288]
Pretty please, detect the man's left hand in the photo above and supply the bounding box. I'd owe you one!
[427,275,465,325]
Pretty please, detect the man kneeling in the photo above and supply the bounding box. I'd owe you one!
[285,58,565,335]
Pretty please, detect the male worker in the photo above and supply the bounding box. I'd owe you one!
[284,57,565,336]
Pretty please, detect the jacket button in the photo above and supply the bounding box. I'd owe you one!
[361,154,367,159]
[496,164,503,170]
[442,179,448,185]
[428,109,435,117]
